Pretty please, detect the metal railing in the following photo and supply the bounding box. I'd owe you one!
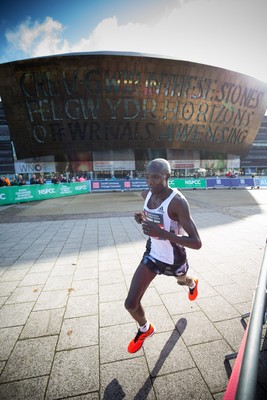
[225,239,267,399]
[235,238,267,399]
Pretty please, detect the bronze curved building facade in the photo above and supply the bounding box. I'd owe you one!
[0,52,267,176]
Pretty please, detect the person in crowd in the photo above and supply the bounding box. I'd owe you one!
[68,174,74,182]
[52,174,59,184]
[0,176,7,186]
[10,177,18,186]
[18,175,26,185]
[2,176,10,186]
[60,174,67,183]
[30,174,38,184]
[38,175,46,184]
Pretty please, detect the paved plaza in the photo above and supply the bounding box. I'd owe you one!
[0,188,267,399]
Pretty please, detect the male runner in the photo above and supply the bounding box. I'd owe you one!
[125,158,202,353]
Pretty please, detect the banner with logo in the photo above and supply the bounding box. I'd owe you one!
[15,155,56,174]
[206,178,232,188]
[125,179,148,190]
[206,177,255,188]
[1,177,267,206]
[169,178,206,189]
[91,179,148,192]
[254,177,267,187]
[91,180,123,191]
[0,181,90,206]
[229,178,255,188]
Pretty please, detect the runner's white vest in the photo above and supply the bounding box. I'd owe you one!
[143,188,186,264]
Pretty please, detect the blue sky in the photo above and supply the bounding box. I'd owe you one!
[1,0,267,83]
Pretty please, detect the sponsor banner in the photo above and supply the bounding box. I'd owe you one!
[2,177,266,206]
[93,160,135,171]
[206,178,232,188]
[0,181,90,206]
[206,177,255,188]
[35,182,90,200]
[93,161,113,172]
[93,178,209,191]
[91,180,123,191]
[91,179,148,192]
[169,178,206,189]
[254,177,267,187]
[0,188,14,205]
[126,179,148,190]
[14,187,35,202]
[87,177,265,191]
[230,178,255,187]
[36,186,57,199]
[15,161,56,173]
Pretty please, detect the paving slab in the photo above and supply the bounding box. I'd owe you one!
[153,368,213,400]
[0,336,57,382]
[0,377,49,400]
[0,189,267,399]
[46,346,99,399]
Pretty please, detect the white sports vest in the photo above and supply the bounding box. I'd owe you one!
[143,188,186,265]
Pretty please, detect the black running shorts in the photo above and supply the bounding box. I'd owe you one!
[142,253,189,277]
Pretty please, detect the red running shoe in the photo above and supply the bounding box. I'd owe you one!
[188,278,198,301]
[128,324,156,353]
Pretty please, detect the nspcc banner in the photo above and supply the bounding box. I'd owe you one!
[169,178,206,189]
[0,181,90,206]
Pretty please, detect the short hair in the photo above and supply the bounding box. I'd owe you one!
[147,158,171,175]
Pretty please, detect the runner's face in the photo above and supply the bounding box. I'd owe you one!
[145,166,169,194]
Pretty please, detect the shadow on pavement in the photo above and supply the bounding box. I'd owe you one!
[103,379,126,400]
[103,318,187,400]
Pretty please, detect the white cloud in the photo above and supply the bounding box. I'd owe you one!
[70,0,267,82]
[2,0,267,82]
[73,16,150,53]
[67,0,267,83]
[5,16,70,58]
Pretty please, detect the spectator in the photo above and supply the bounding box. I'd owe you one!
[30,174,38,184]
[10,177,18,186]
[18,175,26,185]
[0,176,7,187]
[38,176,46,184]
[52,174,59,184]
[3,176,10,186]
[60,174,67,183]
[68,174,75,182]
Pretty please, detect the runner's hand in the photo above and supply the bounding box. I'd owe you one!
[134,212,145,224]
[142,220,164,237]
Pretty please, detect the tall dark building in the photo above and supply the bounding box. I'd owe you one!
[0,101,14,174]
[0,53,267,177]
[241,115,267,174]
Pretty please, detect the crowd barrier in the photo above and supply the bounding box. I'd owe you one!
[224,238,267,400]
[0,177,266,206]
[90,177,267,192]
[0,181,90,206]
